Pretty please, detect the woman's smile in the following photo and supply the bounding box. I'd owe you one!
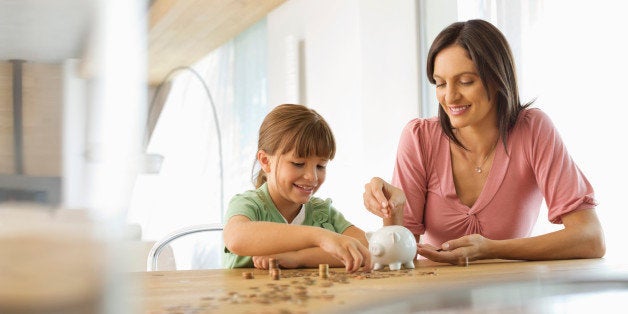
[447,104,471,115]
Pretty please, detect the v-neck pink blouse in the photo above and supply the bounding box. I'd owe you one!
[392,108,597,246]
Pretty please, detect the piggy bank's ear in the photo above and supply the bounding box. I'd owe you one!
[391,232,401,244]
[366,231,373,241]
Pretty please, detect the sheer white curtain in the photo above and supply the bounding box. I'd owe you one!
[422,0,628,259]
[127,20,269,241]
[457,0,559,237]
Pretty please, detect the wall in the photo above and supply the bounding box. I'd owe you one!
[62,59,88,209]
[0,61,62,176]
[418,0,458,118]
[267,0,420,230]
[0,62,12,173]
[0,61,63,205]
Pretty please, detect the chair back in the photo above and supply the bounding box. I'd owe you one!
[147,223,223,271]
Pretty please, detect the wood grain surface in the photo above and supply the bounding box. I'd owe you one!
[133,258,628,313]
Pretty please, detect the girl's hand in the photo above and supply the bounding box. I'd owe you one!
[252,253,300,269]
[319,233,372,272]
[417,234,491,265]
[363,177,406,219]
[251,255,271,269]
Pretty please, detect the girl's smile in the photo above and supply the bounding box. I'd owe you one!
[259,150,328,214]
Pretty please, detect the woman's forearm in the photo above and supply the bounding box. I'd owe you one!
[383,215,403,226]
[487,209,605,260]
[488,228,604,260]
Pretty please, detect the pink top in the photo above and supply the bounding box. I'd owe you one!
[392,108,597,246]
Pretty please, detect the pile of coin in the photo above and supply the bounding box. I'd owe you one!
[269,258,281,280]
[318,263,329,279]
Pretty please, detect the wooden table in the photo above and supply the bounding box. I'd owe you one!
[133,258,628,313]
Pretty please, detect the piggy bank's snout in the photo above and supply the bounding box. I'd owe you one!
[370,244,384,257]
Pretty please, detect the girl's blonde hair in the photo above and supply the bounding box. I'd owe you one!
[253,104,336,188]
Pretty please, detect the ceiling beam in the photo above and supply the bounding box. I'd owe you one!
[147,0,286,86]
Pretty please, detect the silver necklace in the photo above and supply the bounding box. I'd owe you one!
[472,141,498,173]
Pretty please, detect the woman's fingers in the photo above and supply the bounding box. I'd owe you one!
[417,235,482,265]
[363,177,393,218]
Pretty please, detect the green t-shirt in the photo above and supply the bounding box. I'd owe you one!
[222,183,353,268]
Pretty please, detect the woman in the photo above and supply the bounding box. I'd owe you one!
[363,19,605,265]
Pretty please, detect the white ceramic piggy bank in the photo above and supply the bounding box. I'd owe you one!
[367,225,417,271]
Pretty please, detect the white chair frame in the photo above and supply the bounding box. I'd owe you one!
[146,223,223,271]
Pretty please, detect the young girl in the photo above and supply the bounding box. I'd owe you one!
[223,104,371,272]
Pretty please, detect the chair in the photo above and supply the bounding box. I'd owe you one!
[146,223,224,271]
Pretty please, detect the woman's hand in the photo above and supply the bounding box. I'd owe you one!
[418,208,605,265]
[363,177,406,220]
[417,234,491,265]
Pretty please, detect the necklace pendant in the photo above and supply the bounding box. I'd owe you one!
[475,167,482,173]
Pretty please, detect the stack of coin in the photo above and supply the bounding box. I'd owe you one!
[319,264,329,279]
[270,268,281,280]
[269,258,281,280]
[268,258,278,273]
[242,272,254,279]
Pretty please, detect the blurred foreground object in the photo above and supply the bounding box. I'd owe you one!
[0,205,105,314]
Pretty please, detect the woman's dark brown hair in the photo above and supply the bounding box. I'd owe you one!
[253,104,336,188]
[426,19,532,149]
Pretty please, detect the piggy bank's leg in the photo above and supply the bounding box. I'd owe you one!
[373,263,384,271]
[403,261,415,269]
[389,262,402,271]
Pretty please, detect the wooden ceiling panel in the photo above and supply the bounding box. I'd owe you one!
[148,0,286,86]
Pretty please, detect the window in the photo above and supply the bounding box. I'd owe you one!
[127,20,269,241]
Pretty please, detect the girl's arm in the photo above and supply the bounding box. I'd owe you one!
[341,225,370,248]
[224,215,372,271]
[419,208,605,264]
[255,248,350,269]
[253,226,371,269]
